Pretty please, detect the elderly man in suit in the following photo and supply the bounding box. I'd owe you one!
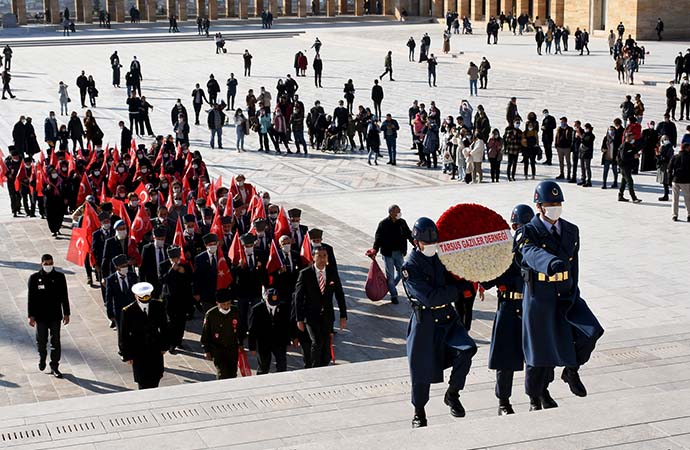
[294,246,347,368]
[139,227,169,298]
[105,254,139,329]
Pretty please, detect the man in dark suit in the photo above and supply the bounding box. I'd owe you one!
[159,246,193,353]
[198,207,214,236]
[193,233,219,306]
[27,254,70,378]
[220,216,234,256]
[101,220,132,279]
[92,212,113,298]
[181,214,204,261]
[119,282,169,389]
[119,121,132,152]
[105,254,138,328]
[231,196,251,236]
[253,218,270,264]
[288,208,308,252]
[140,227,169,297]
[307,228,338,271]
[248,288,292,374]
[294,246,347,368]
[232,233,268,342]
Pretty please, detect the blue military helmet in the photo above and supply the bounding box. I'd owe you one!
[412,217,439,243]
[510,204,535,225]
[533,180,564,204]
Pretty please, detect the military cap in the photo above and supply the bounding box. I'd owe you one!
[215,288,233,303]
[137,144,147,151]
[183,214,196,223]
[98,212,111,222]
[167,246,182,258]
[153,227,167,238]
[113,219,127,230]
[263,288,280,306]
[112,254,128,267]
[201,207,213,218]
[203,233,218,244]
[240,233,256,245]
[221,216,233,225]
[253,218,267,231]
[195,198,207,207]
[287,208,302,218]
[232,195,244,208]
[100,202,113,212]
[23,156,33,163]
[307,228,323,240]
[131,282,154,297]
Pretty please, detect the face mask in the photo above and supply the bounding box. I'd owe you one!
[130,200,139,208]
[174,199,183,206]
[183,149,189,154]
[218,305,231,315]
[192,164,199,169]
[141,168,148,174]
[262,198,270,206]
[116,229,128,239]
[542,206,562,222]
[528,126,534,131]
[269,213,278,220]
[94,170,101,176]
[237,181,245,187]
[396,212,402,220]
[204,219,212,226]
[514,122,521,128]
[163,153,170,159]
[244,247,254,256]
[420,244,437,257]
[154,239,165,248]
[207,245,217,254]
[173,188,182,194]
[161,182,169,189]
[290,222,299,230]
[51,173,58,179]
[118,167,126,173]
[560,122,567,128]
[608,130,615,136]
[185,226,195,233]
[118,267,129,275]
[150,195,158,202]
[257,231,265,238]
[102,223,111,230]
[42,264,54,273]
[281,244,291,253]
[311,241,321,248]
[24,163,31,169]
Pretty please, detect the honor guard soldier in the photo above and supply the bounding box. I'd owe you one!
[518,181,604,410]
[27,254,70,378]
[119,282,169,389]
[201,288,241,380]
[402,218,477,428]
[248,288,292,374]
[481,204,534,415]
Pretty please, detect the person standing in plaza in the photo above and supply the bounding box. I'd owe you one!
[380,113,400,165]
[191,83,208,126]
[201,289,240,379]
[669,139,690,222]
[3,45,12,70]
[540,109,556,165]
[76,71,88,108]
[666,81,680,121]
[28,254,70,379]
[518,181,604,411]
[58,81,69,115]
[373,204,413,305]
[467,62,478,96]
[313,54,323,88]
[380,51,394,81]
[427,54,438,87]
[159,246,193,354]
[1,68,15,99]
[478,57,490,89]
[407,37,416,61]
[248,288,291,374]
[207,103,225,149]
[226,73,238,110]
[618,133,642,203]
[402,217,477,428]
[555,117,573,180]
[243,50,253,77]
[371,79,384,120]
[119,282,169,389]
[206,74,221,105]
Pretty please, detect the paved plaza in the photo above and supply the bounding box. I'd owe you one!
[0,18,690,447]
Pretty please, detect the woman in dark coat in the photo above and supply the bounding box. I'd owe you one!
[24,117,41,156]
[43,168,66,237]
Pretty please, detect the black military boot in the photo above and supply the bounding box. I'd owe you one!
[529,396,542,411]
[412,408,427,428]
[540,389,558,409]
[562,367,587,397]
[443,387,466,418]
[497,398,515,416]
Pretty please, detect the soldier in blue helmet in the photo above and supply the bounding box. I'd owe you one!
[401,217,478,428]
[481,204,534,416]
[517,181,604,411]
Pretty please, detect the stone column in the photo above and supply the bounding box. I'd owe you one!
[443,0,455,14]
[283,0,291,15]
[500,0,512,14]
[209,0,218,18]
[11,0,27,24]
[457,0,468,16]
[486,0,497,17]
[44,0,60,23]
[75,0,84,21]
[431,0,442,17]
[297,0,307,16]
[338,0,347,14]
[514,0,527,15]
[469,0,481,19]
[394,0,408,17]
[196,0,206,17]
[147,0,157,20]
[533,0,546,20]
[551,0,563,25]
[136,0,146,19]
[178,0,187,19]
[326,0,335,15]
[254,0,261,15]
[167,0,176,18]
[239,0,249,19]
[84,0,94,21]
[107,0,126,22]
[419,0,429,16]
[354,0,363,14]
[268,0,277,14]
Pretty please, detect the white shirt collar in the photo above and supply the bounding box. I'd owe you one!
[539,214,561,234]
[137,301,149,314]
[314,265,326,278]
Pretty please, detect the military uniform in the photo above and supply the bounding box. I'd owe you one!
[201,305,240,379]
[118,287,169,389]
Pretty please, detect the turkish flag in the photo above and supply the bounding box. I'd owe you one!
[216,246,233,290]
[210,208,223,238]
[248,194,266,222]
[197,181,207,202]
[65,151,76,174]
[266,240,284,274]
[172,218,187,263]
[35,162,45,198]
[134,182,151,204]
[82,202,101,266]
[66,227,86,266]
[127,238,142,266]
[131,204,153,243]
[273,206,291,243]
[13,160,27,192]
[228,232,246,266]
[76,171,92,206]
[300,236,313,266]
[111,198,131,229]
[99,181,108,203]
[0,148,8,186]
[238,348,252,377]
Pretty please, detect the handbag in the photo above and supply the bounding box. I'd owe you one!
[364,255,388,301]
[67,97,71,102]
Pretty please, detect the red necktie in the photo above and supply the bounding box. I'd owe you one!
[318,270,325,294]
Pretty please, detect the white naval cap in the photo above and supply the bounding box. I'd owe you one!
[131,282,154,297]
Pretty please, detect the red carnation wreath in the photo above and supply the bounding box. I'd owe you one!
[436,203,514,282]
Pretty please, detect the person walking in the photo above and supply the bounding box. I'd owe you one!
[467,62,478,96]
[87,75,98,107]
[1,68,15,99]
[191,83,208,125]
[207,103,225,149]
[234,108,247,152]
[478,57,490,89]
[27,254,70,379]
[666,81,680,121]
[201,289,241,379]
[669,140,690,221]
[313,54,323,88]
[656,135,674,201]
[427,54,438,87]
[366,118,381,165]
[380,51,394,81]
[380,113,400,165]
[618,133,642,203]
[372,204,413,305]
[535,27,544,55]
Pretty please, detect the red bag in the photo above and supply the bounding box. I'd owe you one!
[365,258,388,301]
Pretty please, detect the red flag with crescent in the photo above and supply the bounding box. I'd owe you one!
[274,206,291,243]
[300,236,313,266]
[130,204,153,243]
[216,246,233,290]
[266,240,284,274]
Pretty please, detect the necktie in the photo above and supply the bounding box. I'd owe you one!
[120,276,127,291]
[551,225,560,241]
[211,254,216,268]
[284,253,291,272]
[248,255,253,268]
[318,270,325,294]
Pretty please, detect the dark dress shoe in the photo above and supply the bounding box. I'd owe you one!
[169,347,177,355]
[109,319,117,329]
[412,414,427,428]
[39,361,46,371]
[391,296,399,304]
[498,404,515,415]
[51,369,63,379]
[540,389,558,408]
[444,390,466,417]
[562,367,587,397]
[529,396,543,411]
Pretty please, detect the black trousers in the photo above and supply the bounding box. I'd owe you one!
[411,347,474,408]
[619,166,637,199]
[212,350,238,379]
[296,328,312,368]
[257,344,288,374]
[506,153,519,180]
[495,369,514,400]
[373,101,382,120]
[167,311,187,348]
[238,297,259,342]
[489,157,501,181]
[193,103,202,124]
[36,320,61,369]
[454,297,474,331]
[129,112,141,135]
[314,71,322,87]
[542,136,553,163]
[227,93,236,110]
[8,182,21,213]
[79,88,87,106]
[305,316,332,368]
[141,115,154,135]
[524,366,555,397]
[244,65,251,76]
[138,380,160,389]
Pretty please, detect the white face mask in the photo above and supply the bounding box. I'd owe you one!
[281,244,291,253]
[269,213,278,220]
[542,206,562,222]
[42,264,54,273]
[311,241,321,248]
[118,267,129,275]
[218,305,231,314]
[244,247,254,256]
[102,223,111,230]
[116,229,127,239]
[154,239,165,248]
[396,212,402,220]
[207,245,217,254]
[257,231,265,238]
[141,168,148,174]
[130,200,139,208]
[420,243,437,257]
[290,222,299,230]
[262,198,270,205]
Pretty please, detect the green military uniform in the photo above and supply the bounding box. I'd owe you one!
[201,305,240,379]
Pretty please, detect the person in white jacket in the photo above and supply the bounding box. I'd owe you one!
[467,132,485,183]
